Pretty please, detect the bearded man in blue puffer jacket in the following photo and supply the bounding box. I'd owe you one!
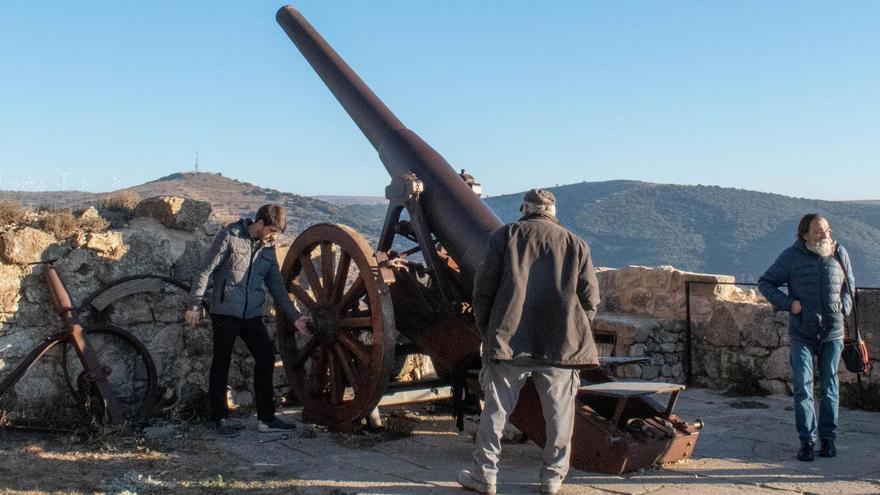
[758,213,855,462]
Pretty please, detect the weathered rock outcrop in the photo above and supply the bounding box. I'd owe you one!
[134,196,212,232]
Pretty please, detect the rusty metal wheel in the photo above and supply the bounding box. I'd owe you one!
[278,223,397,427]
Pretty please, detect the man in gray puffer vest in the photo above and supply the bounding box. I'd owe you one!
[759,213,855,461]
[186,204,310,436]
[457,189,600,495]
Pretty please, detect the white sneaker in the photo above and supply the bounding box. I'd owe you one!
[456,469,496,495]
[540,481,561,495]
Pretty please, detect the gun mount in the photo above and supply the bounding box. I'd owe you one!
[275,5,701,473]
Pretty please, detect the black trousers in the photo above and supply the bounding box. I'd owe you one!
[209,314,276,422]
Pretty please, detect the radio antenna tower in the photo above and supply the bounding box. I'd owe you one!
[194,152,199,173]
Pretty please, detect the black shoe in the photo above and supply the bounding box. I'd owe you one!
[797,440,814,461]
[819,439,836,457]
[215,418,242,436]
[258,417,297,433]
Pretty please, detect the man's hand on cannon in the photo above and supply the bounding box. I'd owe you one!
[294,315,311,333]
[791,300,802,315]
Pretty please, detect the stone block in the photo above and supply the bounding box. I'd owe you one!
[762,346,791,380]
[597,265,735,320]
[0,265,23,313]
[53,248,103,303]
[701,306,741,347]
[624,364,642,378]
[1,227,68,264]
[641,365,660,380]
[86,231,126,258]
[15,301,57,327]
[107,294,155,325]
[96,229,174,282]
[152,293,189,323]
[628,343,646,356]
[134,196,211,232]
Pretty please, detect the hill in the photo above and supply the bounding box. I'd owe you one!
[0,172,386,241]
[485,181,880,286]
[3,175,878,286]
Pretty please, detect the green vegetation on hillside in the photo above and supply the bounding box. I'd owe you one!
[486,181,880,286]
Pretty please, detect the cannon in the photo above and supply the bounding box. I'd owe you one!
[274,6,701,474]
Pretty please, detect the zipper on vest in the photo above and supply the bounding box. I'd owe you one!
[243,240,258,319]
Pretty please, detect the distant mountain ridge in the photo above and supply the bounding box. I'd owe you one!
[485,180,880,286]
[2,174,878,286]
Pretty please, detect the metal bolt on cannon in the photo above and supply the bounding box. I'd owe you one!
[274,5,702,474]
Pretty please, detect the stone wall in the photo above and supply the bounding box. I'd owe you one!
[3,202,878,423]
[596,265,880,393]
[593,313,686,383]
[0,198,290,422]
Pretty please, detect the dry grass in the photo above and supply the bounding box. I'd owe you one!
[38,207,111,238]
[78,213,110,232]
[100,190,140,213]
[0,427,306,495]
[40,210,79,239]
[841,379,880,411]
[0,200,27,226]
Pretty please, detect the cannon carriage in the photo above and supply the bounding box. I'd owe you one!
[274,6,701,474]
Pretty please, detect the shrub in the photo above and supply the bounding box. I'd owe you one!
[99,190,140,212]
[79,214,109,233]
[840,379,880,412]
[0,200,27,226]
[723,360,770,397]
[41,210,79,239]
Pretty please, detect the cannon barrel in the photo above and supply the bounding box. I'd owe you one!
[276,6,502,282]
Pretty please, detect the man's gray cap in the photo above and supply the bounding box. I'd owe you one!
[520,188,556,211]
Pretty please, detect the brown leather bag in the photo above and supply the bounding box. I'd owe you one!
[842,294,870,374]
[832,247,871,374]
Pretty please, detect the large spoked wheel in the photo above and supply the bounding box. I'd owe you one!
[279,223,397,427]
[62,324,158,424]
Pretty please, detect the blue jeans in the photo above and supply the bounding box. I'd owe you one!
[789,338,843,442]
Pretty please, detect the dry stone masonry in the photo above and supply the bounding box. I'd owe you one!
[1,197,877,422]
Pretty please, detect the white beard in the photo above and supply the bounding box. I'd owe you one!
[807,238,834,258]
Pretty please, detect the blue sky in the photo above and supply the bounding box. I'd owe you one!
[2,1,878,201]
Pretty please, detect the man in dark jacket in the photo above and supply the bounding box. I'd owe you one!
[758,213,855,461]
[457,189,600,495]
[185,204,310,436]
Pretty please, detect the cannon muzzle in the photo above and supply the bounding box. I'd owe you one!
[276,6,502,282]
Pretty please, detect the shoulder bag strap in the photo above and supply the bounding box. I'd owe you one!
[832,247,860,342]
